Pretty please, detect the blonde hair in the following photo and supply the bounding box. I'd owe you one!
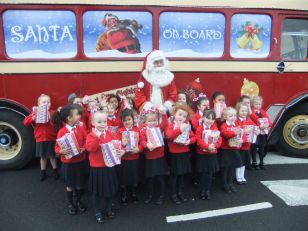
[235,102,249,119]
[223,106,237,119]
[250,95,263,105]
[92,110,107,123]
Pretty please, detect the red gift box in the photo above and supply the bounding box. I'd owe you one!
[56,131,81,159]
[146,127,164,148]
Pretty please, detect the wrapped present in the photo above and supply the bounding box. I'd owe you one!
[228,127,244,148]
[214,103,227,119]
[122,131,139,152]
[33,104,49,124]
[244,125,257,143]
[202,130,220,145]
[108,126,118,134]
[174,124,191,144]
[56,132,81,160]
[101,140,122,167]
[146,127,164,148]
[258,118,270,135]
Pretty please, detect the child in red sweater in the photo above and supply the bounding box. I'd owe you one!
[220,107,246,193]
[86,111,124,223]
[195,109,222,200]
[165,103,195,204]
[140,107,168,205]
[53,104,87,216]
[117,108,143,206]
[191,95,210,131]
[23,94,58,181]
[235,102,260,184]
[250,96,272,169]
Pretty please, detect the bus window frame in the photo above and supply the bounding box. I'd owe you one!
[279,14,308,62]
[0,6,78,61]
[228,11,274,60]
[157,9,227,60]
[80,7,154,60]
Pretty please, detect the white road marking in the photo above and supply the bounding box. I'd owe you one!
[166,202,272,223]
[261,179,308,206]
[264,152,308,165]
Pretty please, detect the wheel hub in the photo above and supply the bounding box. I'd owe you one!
[283,115,308,149]
[0,133,11,147]
[0,122,22,160]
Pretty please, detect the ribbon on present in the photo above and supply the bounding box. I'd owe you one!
[56,132,81,159]
[214,102,227,119]
[202,130,220,145]
[244,125,258,143]
[34,104,49,124]
[174,124,191,144]
[228,127,244,148]
[122,131,139,152]
[146,127,164,148]
[258,118,270,135]
[101,140,122,167]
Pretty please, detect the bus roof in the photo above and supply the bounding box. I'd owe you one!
[1,0,308,11]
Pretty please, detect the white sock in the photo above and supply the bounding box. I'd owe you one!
[241,166,246,181]
[235,168,241,181]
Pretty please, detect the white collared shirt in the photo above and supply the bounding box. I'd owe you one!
[66,124,77,132]
[226,121,236,126]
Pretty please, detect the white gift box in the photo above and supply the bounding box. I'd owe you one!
[146,127,164,148]
[56,132,81,159]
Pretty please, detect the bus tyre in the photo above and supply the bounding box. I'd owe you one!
[0,110,35,169]
[276,103,308,158]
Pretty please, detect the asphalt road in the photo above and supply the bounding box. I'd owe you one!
[1,153,308,231]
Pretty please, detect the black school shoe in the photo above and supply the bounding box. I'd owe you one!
[121,196,128,206]
[205,191,211,200]
[170,194,181,204]
[131,193,139,205]
[251,163,260,170]
[144,194,153,204]
[68,204,77,215]
[155,196,164,205]
[106,209,116,218]
[40,170,47,181]
[77,201,86,212]
[177,192,188,202]
[259,164,267,170]
[229,184,237,193]
[52,169,59,180]
[95,213,105,223]
[199,190,206,200]
[223,185,231,194]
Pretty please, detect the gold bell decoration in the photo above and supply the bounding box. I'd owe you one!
[236,21,263,50]
[250,34,263,50]
[236,34,250,49]
[241,78,259,97]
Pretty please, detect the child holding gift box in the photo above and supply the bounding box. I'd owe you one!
[195,109,222,200]
[235,102,260,184]
[23,94,59,181]
[250,96,272,170]
[165,103,195,204]
[53,104,87,216]
[191,94,210,131]
[140,107,168,205]
[212,91,227,126]
[106,103,122,134]
[117,108,143,206]
[219,107,246,194]
[86,110,124,223]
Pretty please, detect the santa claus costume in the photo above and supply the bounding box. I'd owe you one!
[134,50,177,113]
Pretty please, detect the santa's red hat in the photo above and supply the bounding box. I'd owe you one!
[102,13,118,27]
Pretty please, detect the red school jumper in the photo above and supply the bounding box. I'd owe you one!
[165,122,196,154]
[116,126,143,161]
[196,122,222,155]
[250,109,272,128]
[23,109,57,142]
[220,121,247,150]
[54,124,87,164]
[237,118,258,151]
[191,111,202,131]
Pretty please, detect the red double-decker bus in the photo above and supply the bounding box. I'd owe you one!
[0,0,307,169]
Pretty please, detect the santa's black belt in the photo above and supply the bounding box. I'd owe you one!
[118,44,139,52]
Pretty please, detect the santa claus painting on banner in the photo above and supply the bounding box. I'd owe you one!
[135,50,177,113]
[96,13,142,54]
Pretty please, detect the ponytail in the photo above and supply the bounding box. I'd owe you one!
[52,104,82,131]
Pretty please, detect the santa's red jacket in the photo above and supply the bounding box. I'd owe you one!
[134,76,177,110]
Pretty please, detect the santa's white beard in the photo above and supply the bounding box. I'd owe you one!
[142,66,174,88]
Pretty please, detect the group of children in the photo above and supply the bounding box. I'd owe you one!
[23,90,272,223]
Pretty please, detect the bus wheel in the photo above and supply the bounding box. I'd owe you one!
[0,110,35,169]
[277,105,308,158]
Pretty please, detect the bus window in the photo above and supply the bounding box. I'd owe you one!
[159,12,225,58]
[2,10,77,59]
[281,19,308,60]
[230,14,272,58]
[83,11,153,58]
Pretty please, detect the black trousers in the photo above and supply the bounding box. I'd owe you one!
[221,167,234,187]
[91,193,112,215]
[146,175,165,196]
